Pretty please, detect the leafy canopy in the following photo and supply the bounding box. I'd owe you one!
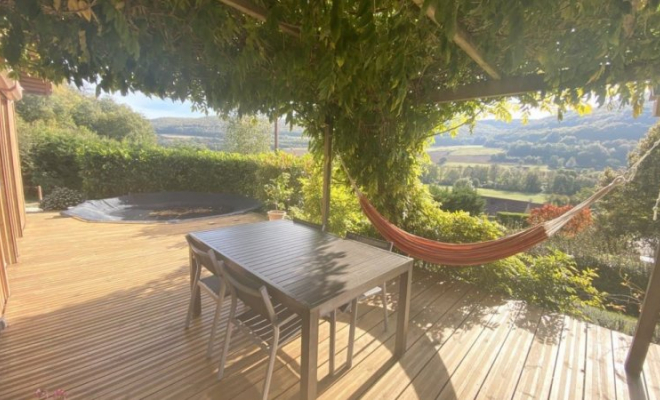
[17,85,156,144]
[3,0,660,216]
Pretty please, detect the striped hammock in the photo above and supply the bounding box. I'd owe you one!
[355,178,621,266]
[340,157,626,266]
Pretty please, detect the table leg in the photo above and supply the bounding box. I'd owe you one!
[300,309,319,400]
[189,247,201,318]
[395,266,412,358]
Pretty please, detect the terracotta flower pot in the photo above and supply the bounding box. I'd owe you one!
[267,210,287,221]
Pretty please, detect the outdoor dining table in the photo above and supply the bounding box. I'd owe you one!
[187,219,414,400]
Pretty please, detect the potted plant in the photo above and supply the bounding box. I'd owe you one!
[264,173,293,221]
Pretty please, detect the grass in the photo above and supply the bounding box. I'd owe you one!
[435,185,548,203]
[581,306,660,344]
[477,188,547,203]
[443,161,551,171]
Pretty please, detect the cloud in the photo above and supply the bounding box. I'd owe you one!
[104,91,209,119]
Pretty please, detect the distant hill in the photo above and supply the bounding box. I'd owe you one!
[150,117,307,150]
[150,116,228,137]
[150,105,658,166]
[433,104,658,169]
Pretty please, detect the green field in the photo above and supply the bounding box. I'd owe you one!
[435,185,547,203]
[443,161,551,171]
[477,188,547,203]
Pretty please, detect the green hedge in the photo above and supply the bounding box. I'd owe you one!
[26,134,310,204]
[496,212,530,228]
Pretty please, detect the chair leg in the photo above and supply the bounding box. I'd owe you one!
[329,310,337,376]
[206,294,225,358]
[381,283,389,332]
[262,327,280,400]
[346,299,358,369]
[218,297,237,380]
[185,264,201,329]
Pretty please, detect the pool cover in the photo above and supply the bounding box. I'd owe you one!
[62,192,261,223]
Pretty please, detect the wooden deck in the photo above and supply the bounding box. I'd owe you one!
[1,213,659,399]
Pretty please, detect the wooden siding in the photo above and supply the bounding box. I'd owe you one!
[0,212,659,399]
[0,93,25,317]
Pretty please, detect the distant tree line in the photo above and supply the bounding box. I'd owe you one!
[17,85,156,144]
[422,163,599,197]
[433,104,653,170]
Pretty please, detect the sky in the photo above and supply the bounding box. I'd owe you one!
[108,91,207,119]
[105,88,596,121]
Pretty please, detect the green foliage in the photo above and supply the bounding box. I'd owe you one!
[429,182,485,216]
[77,143,309,201]
[580,306,660,344]
[436,250,604,316]
[496,212,530,228]
[4,0,658,235]
[39,187,85,211]
[290,163,368,237]
[540,228,652,316]
[24,133,311,204]
[263,173,294,211]
[16,85,156,145]
[597,121,660,243]
[20,129,98,192]
[514,251,604,313]
[223,115,272,154]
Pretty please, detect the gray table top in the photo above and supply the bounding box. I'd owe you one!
[189,220,413,314]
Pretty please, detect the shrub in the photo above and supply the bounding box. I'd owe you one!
[528,203,592,236]
[496,212,530,228]
[580,306,660,344]
[263,173,294,210]
[429,183,485,216]
[20,133,311,204]
[40,187,85,211]
[77,143,310,202]
[20,128,98,192]
[540,228,652,316]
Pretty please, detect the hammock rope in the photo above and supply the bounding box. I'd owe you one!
[337,137,660,266]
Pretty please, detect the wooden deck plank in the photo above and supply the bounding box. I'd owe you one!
[475,304,544,400]
[230,278,455,400]
[644,342,660,400]
[548,317,588,400]
[584,324,617,400]
[612,330,649,400]
[144,277,441,400]
[360,286,485,400]
[436,300,528,400]
[512,314,566,400]
[395,296,508,400]
[0,213,659,400]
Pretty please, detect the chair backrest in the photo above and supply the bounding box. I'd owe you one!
[186,234,222,276]
[346,232,393,252]
[293,218,323,230]
[216,258,278,324]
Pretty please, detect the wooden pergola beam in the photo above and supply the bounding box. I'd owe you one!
[218,0,300,37]
[412,0,502,80]
[429,74,546,103]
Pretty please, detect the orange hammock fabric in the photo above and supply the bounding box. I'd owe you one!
[352,177,623,267]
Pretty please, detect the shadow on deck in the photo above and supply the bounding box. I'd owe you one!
[0,213,658,399]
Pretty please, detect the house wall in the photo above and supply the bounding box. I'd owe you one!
[0,91,25,319]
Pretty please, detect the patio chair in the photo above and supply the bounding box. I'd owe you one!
[185,235,229,358]
[214,256,302,400]
[326,232,393,375]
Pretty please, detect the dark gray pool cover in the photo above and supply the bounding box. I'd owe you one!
[62,192,261,223]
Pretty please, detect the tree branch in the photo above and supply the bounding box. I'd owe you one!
[217,0,300,37]
[411,0,502,80]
